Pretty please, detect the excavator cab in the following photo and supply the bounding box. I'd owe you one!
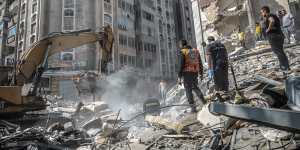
[0,26,114,116]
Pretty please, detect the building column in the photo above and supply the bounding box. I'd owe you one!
[0,1,10,64]
[246,0,255,33]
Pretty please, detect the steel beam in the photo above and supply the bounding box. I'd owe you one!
[254,75,283,86]
[209,102,300,132]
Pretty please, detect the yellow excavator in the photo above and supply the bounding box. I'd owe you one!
[0,26,114,115]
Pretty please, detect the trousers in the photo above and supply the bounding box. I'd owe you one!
[214,64,229,91]
[267,33,290,70]
[183,72,205,108]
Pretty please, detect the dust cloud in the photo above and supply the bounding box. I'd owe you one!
[98,67,159,119]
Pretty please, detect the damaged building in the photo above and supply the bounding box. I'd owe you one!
[192,0,299,51]
[1,0,300,150]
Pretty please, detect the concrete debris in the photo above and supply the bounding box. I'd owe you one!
[1,45,300,149]
[197,104,228,128]
[260,127,292,142]
[122,44,300,150]
[145,113,198,135]
[0,99,128,150]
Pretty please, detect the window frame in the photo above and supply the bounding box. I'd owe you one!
[62,0,75,32]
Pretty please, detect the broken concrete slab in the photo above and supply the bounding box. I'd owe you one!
[197,104,228,128]
[145,114,201,135]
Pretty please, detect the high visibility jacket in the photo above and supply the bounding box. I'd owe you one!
[238,32,245,41]
[181,48,201,73]
[256,25,262,34]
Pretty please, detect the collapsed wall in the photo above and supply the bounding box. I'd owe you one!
[197,0,291,51]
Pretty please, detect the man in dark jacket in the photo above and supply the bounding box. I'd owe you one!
[206,36,229,92]
[178,40,205,113]
[261,6,290,71]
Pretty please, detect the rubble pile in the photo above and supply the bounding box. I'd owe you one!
[0,100,130,150]
[0,45,299,150]
[116,44,300,150]
[230,44,300,89]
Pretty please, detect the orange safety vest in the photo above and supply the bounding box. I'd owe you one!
[181,48,200,73]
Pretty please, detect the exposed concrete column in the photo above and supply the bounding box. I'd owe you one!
[196,0,205,62]
[0,0,10,64]
[246,0,255,33]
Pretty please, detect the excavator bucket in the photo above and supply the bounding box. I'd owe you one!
[99,26,114,73]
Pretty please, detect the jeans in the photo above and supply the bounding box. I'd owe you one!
[283,27,292,44]
[256,33,262,41]
[267,33,290,70]
[183,72,205,110]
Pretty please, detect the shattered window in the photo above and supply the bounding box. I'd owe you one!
[32,3,37,13]
[30,23,36,34]
[61,53,74,61]
[63,0,75,31]
[104,14,112,23]
[64,9,74,17]
[64,0,74,8]
[30,35,35,44]
[63,17,74,31]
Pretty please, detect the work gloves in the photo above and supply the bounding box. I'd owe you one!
[208,69,214,80]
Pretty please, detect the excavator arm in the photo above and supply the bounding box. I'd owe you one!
[0,26,114,114]
[17,26,113,85]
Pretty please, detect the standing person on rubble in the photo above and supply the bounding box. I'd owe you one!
[206,36,229,92]
[178,40,205,113]
[238,28,246,49]
[260,6,290,71]
[260,17,267,40]
[255,22,262,42]
[159,79,167,105]
[281,9,295,44]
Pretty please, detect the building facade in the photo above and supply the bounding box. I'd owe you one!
[174,0,197,48]
[155,0,177,78]
[116,0,196,79]
[39,0,115,98]
[116,0,137,69]
[0,0,196,98]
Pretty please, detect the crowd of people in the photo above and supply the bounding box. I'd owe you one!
[168,6,292,113]
[237,7,296,51]
[255,8,295,44]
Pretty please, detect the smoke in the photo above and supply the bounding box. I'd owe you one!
[97,67,159,120]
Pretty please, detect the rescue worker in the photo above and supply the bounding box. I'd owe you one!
[260,6,290,71]
[255,22,262,41]
[178,40,205,113]
[206,36,229,92]
[238,28,246,49]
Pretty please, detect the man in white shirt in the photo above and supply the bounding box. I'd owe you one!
[282,9,295,44]
[158,80,167,104]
